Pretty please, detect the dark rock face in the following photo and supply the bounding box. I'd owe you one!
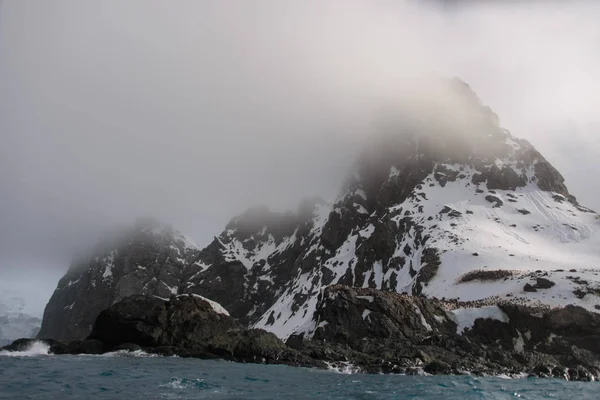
[201,329,315,365]
[52,339,107,355]
[305,286,600,379]
[10,294,321,369]
[38,218,201,342]
[88,294,239,348]
[413,248,441,295]
[312,286,455,346]
[87,294,320,367]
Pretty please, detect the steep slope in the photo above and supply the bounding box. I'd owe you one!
[250,78,600,339]
[39,78,600,342]
[38,217,201,342]
[180,200,332,327]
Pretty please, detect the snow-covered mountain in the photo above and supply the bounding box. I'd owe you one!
[0,291,42,343]
[39,78,600,343]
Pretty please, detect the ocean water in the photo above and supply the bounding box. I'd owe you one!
[0,342,598,399]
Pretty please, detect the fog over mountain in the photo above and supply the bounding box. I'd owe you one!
[1,0,599,311]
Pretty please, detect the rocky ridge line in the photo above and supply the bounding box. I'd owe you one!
[6,286,600,381]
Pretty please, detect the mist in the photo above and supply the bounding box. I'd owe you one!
[1,0,600,284]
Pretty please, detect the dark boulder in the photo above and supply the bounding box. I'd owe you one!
[485,195,504,208]
[88,294,240,348]
[51,339,107,355]
[524,283,537,292]
[82,294,322,369]
[424,360,453,375]
[544,305,600,336]
[534,278,555,289]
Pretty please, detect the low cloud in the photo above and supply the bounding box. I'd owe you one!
[1,0,599,271]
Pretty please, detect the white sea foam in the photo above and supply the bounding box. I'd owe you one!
[159,377,206,389]
[0,340,50,357]
[325,361,361,374]
[77,349,164,358]
[101,349,159,358]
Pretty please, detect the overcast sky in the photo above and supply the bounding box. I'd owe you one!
[1,0,600,290]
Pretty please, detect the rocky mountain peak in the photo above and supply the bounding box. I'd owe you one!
[133,215,166,230]
[225,205,297,243]
[338,78,576,218]
[37,218,200,342]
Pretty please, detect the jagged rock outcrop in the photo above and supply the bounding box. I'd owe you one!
[295,286,600,380]
[88,294,238,348]
[22,294,320,368]
[180,200,328,326]
[11,286,600,381]
[38,217,201,342]
[311,285,456,346]
[39,77,600,344]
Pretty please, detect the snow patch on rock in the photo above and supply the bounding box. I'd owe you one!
[178,294,230,316]
[447,306,509,335]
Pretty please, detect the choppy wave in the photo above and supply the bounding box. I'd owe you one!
[0,340,50,357]
[159,377,208,390]
[101,349,160,358]
[1,356,597,399]
[325,361,361,374]
[76,349,164,358]
[1,344,179,359]
[158,376,222,395]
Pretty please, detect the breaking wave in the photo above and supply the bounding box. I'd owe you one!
[158,377,222,394]
[77,349,163,358]
[102,349,160,358]
[159,377,209,390]
[325,361,361,374]
[0,340,51,357]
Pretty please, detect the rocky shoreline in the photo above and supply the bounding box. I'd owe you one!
[4,286,600,381]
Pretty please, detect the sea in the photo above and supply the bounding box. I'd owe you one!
[0,342,597,399]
